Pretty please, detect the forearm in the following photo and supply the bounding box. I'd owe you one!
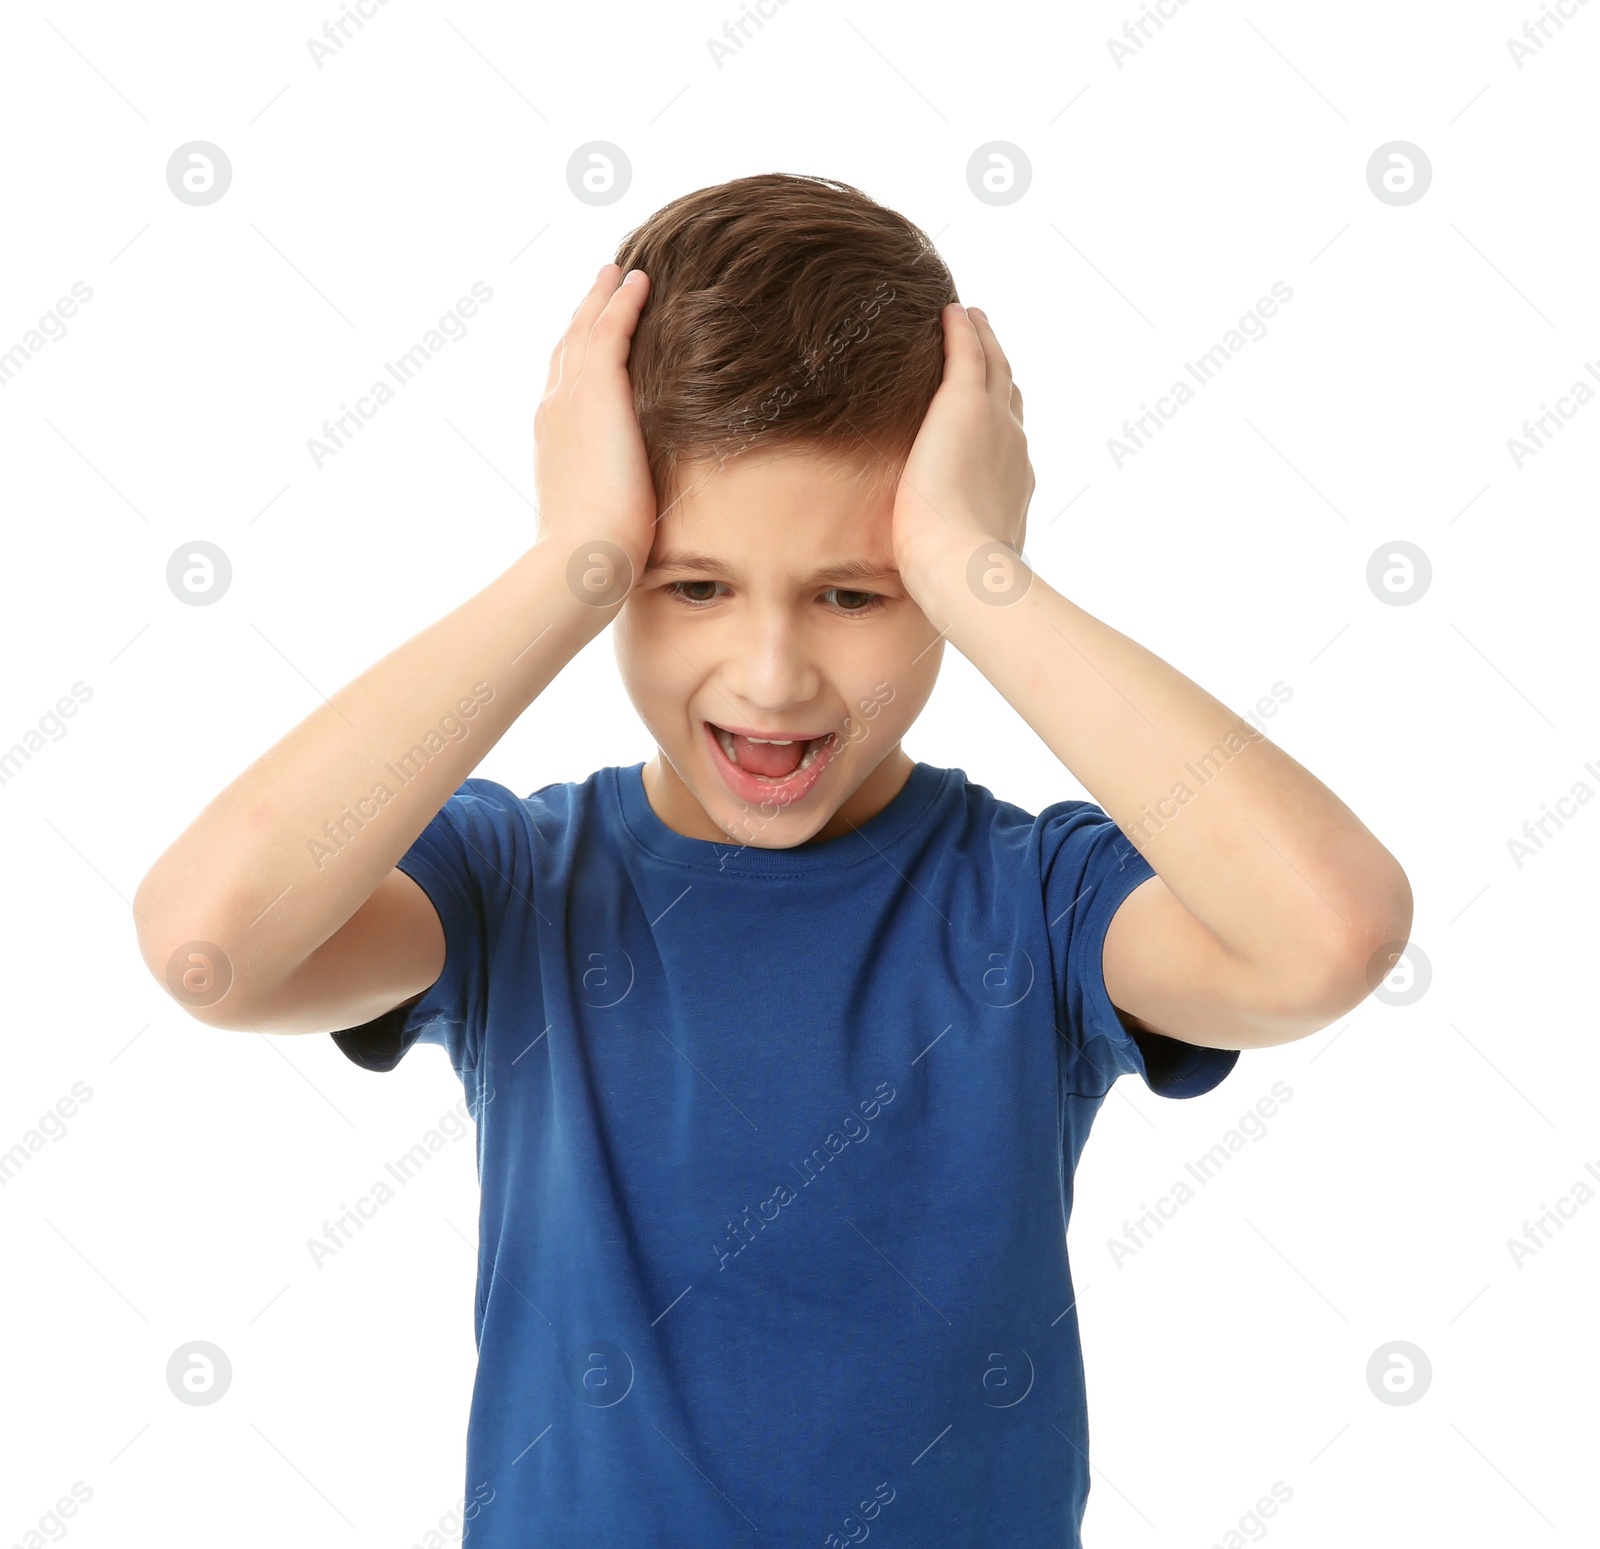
[133,536,614,1003]
[906,539,1411,979]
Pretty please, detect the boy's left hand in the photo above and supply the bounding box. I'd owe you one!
[891,303,1035,604]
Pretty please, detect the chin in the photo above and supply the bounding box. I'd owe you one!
[694,767,849,851]
[720,804,835,850]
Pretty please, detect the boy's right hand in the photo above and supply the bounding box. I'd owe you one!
[534,262,658,598]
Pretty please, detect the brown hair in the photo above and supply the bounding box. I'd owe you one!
[612,172,958,513]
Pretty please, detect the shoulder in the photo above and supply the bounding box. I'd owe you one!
[445,768,608,833]
[911,770,1142,915]
[940,769,1130,862]
[918,764,1041,837]
[411,769,621,888]
[905,765,1137,873]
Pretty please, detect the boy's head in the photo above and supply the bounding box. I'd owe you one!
[608,173,959,850]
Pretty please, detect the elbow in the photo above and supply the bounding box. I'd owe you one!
[1249,861,1416,1043]
[1311,860,1418,1024]
[133,902,254,1032]
[1352,857,1416,1000]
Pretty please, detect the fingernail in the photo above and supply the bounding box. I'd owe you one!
[970,306,987,322]
[623,268,645,285]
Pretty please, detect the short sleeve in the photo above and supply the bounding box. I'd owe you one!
[330,777,528,1076]
[1040,799,1238,1100]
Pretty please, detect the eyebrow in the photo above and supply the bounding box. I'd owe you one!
[642,549,902,588]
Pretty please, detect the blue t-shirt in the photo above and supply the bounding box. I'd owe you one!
[332,761,1237,1547]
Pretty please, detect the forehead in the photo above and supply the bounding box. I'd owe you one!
[654,448,899,565]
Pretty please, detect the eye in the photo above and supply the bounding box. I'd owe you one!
[824,588,885,614]
[662,582,889,617]
[666,580,725,606]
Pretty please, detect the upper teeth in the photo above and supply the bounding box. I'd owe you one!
[713,725,826,770]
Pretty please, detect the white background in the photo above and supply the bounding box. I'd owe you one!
[2,1,1595,1544]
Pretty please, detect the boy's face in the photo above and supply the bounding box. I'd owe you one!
[613,447,943,848]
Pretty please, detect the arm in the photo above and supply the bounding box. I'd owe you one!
[133,263,658,1034]
[133,542,607,1033]
[891,305,1413,1051]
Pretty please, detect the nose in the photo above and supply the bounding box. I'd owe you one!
[717,602,823,717]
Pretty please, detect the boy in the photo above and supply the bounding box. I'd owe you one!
[134,173,1411,1546]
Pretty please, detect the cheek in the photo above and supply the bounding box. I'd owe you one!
[839,631,939,744]
[612,602,666,699]
[614,600,702,719]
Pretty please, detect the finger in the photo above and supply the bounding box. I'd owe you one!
[967,307,1015,408]
[939,302,988,396]
[575,262,618,320]
[543,339,563,399]
[584,268,651,375]
[1010,381,1024,424]
[544,268,612,396]
[546,262,624,395]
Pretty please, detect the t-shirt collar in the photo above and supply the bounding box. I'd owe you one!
[610,758,949,874]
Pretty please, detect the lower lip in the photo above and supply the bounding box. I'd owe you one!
[703,721,840,809]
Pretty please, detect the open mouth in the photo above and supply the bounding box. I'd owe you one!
[702,721,842,805]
